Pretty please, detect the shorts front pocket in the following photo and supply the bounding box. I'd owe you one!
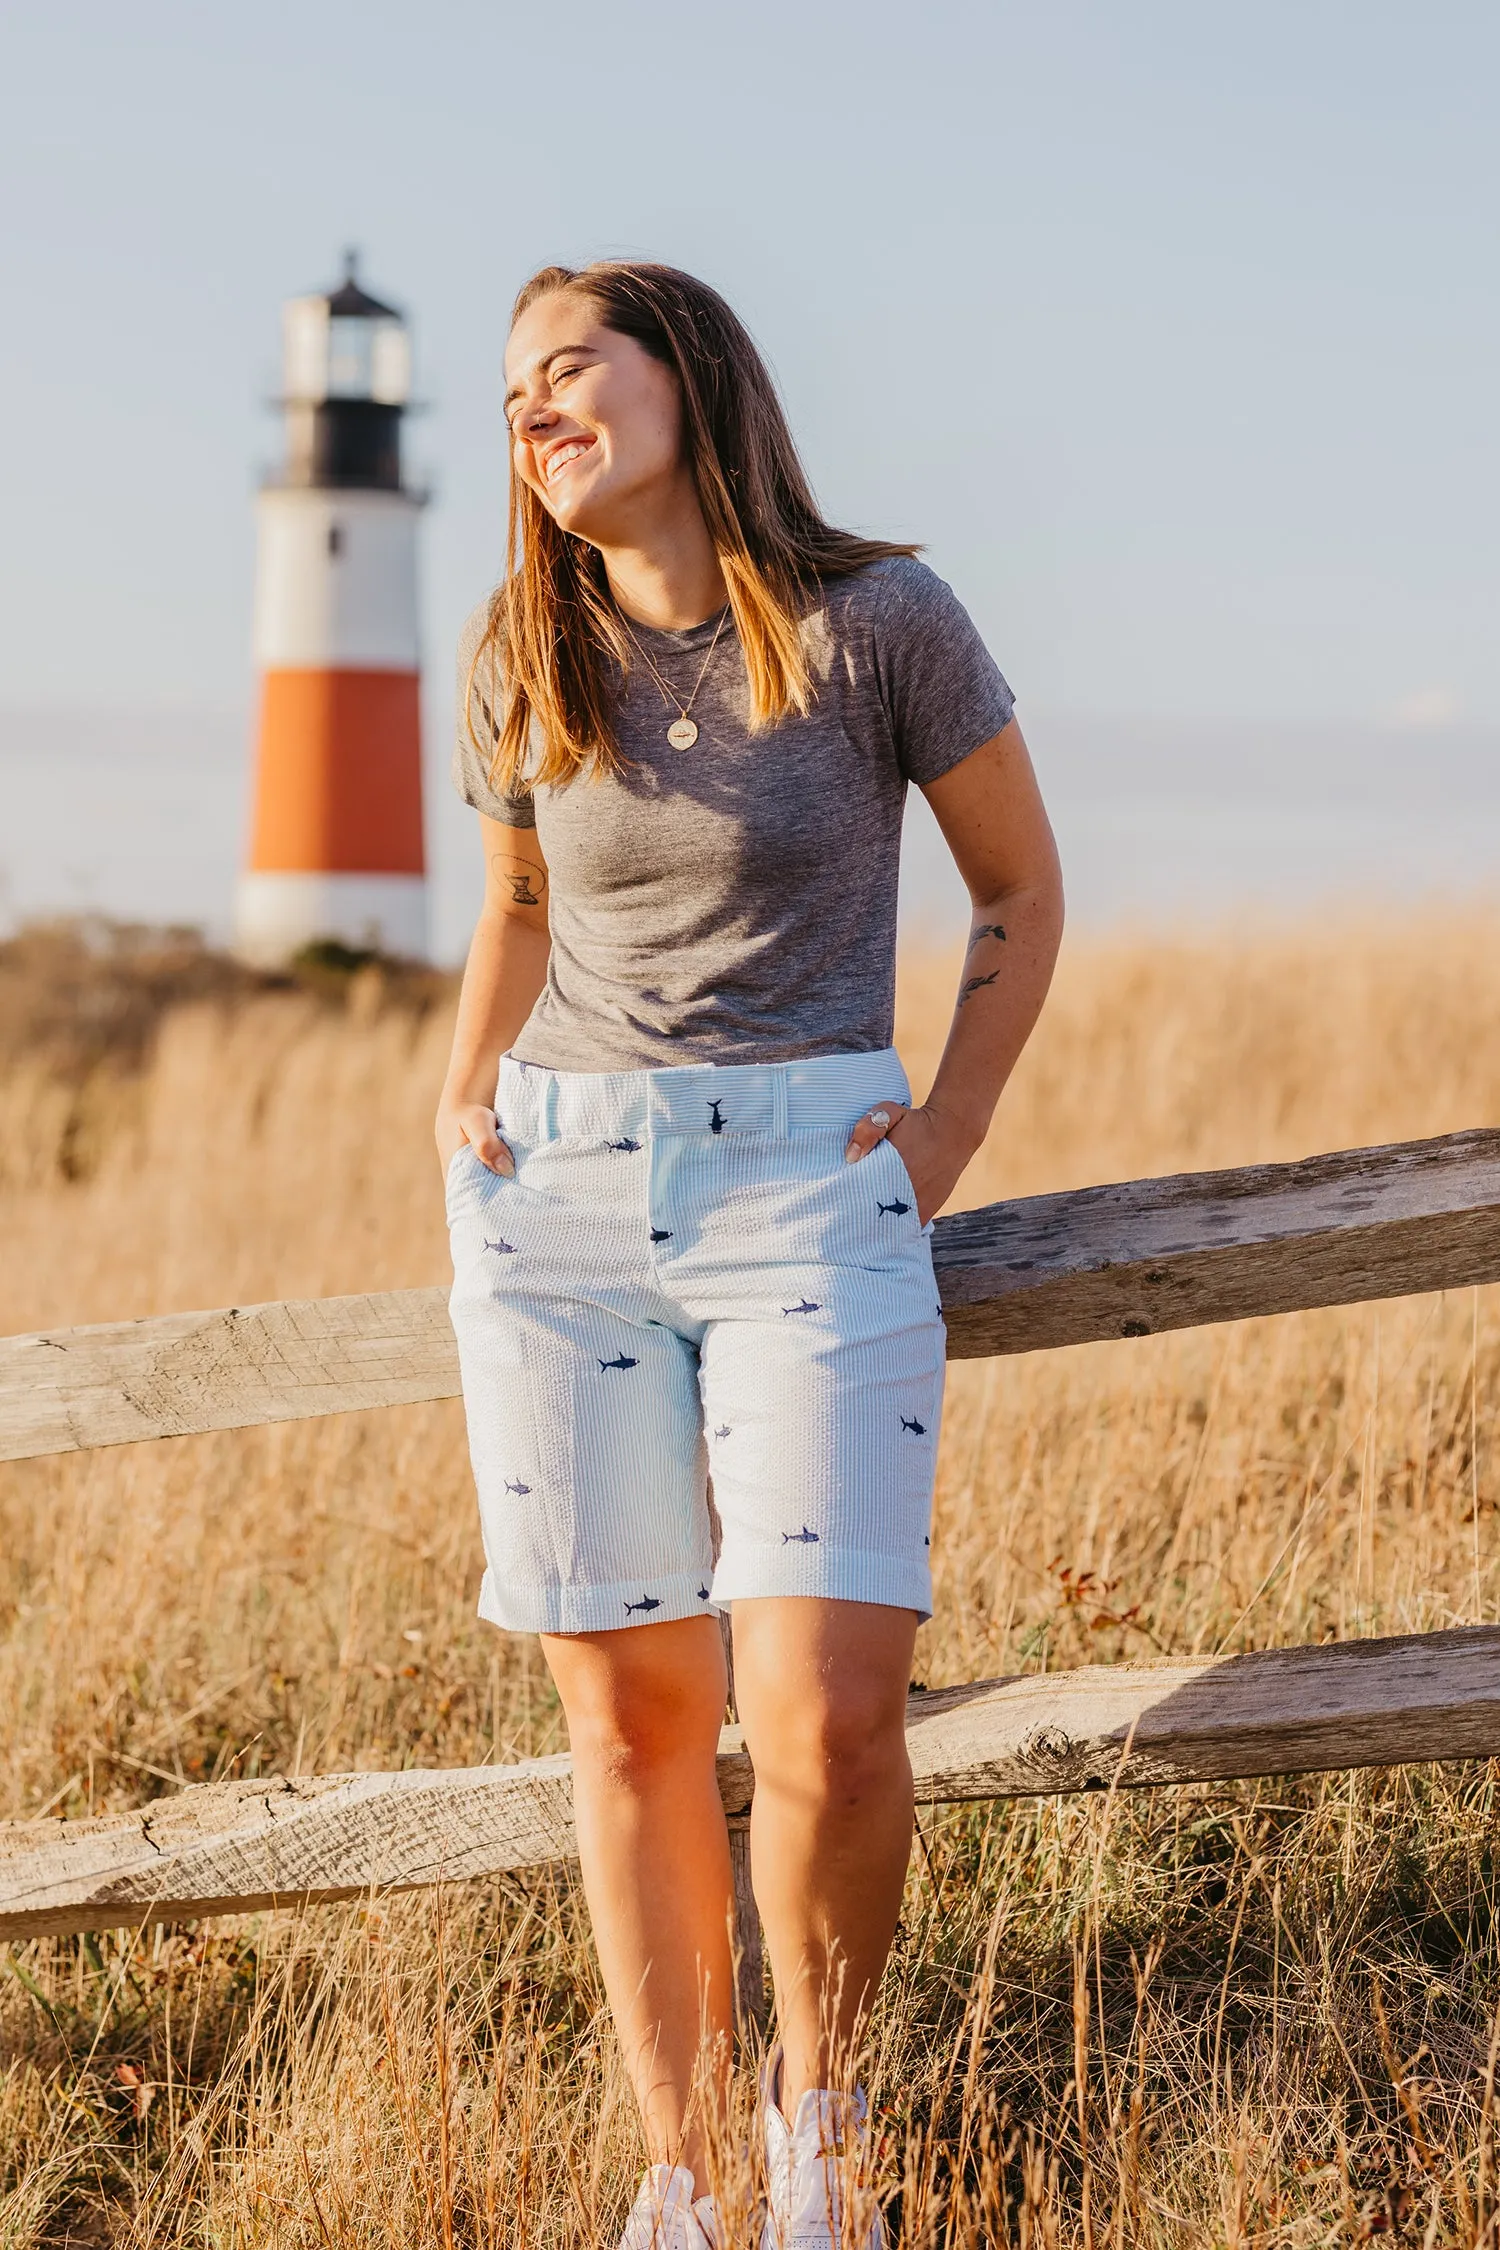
[870,1133,923,1234]
[445,1141,518,1226]
[444,1142,479,1216]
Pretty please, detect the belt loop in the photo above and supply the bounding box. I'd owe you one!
[498,1054,522,1137]
[773,1064,790,1140]
[538,1069,560,1144]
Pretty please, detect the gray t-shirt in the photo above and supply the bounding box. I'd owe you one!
[453,556,1014,1074]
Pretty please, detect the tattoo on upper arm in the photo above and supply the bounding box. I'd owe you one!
[966,921,1007,953]
[958,969,1001,1006]
[491,852,547,908]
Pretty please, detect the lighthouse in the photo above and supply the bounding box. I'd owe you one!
[235,254,427,965]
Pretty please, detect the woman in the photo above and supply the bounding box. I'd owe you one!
[437,261,1063,2249]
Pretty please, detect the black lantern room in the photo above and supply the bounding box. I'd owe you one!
[277,251,412,492]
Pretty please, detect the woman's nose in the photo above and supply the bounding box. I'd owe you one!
[521,399,558,436]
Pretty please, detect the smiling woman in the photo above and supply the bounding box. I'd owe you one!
[433,259,1064,2250]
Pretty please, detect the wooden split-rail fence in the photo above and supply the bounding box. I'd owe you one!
[4,1124,1500,2026]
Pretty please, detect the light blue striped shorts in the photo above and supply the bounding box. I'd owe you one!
[445,1048,946,1635]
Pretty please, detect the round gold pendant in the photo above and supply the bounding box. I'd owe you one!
[666,717,699,750]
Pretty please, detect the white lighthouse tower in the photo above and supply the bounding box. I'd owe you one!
[235,254,428,965]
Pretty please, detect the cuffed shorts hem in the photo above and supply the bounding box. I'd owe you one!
[477,1567,722,1637]
[709,1546,933,1621]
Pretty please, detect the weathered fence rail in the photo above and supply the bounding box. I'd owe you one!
[5,1127,1500,1465]
[4,1629,1499,1942]
[4,1124,1500,1951]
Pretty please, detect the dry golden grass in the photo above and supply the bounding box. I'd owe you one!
[3,911,1500,2245]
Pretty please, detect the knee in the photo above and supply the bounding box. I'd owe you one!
[750,1681,910,1812]
[552,1647,722,1791]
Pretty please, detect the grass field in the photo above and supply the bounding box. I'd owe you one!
[3,912,1500,2246]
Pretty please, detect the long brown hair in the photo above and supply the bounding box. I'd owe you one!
[468,260,917,794]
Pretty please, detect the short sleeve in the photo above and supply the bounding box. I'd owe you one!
[869,559,1015,786]
[452,599,537,828]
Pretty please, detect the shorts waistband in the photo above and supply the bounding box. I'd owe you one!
[495,1049,912,1143]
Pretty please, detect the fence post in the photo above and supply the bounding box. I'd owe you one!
[719,1612,769,2040]
[727,1820,766,2041]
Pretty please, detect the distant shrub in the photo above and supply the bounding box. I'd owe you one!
[0,917,451,1084]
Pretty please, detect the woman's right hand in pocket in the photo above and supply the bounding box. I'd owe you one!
[436,1102,515,1179]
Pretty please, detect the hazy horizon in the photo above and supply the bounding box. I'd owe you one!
[5,699,1494,963]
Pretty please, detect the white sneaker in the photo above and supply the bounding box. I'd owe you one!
[759,2047,885,2249]
[619,2163,720,2250]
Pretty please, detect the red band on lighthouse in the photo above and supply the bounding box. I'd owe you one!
[249,671,424,871]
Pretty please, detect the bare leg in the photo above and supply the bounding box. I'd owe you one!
[730,1599,918,2107]
[541,1615,735,2189]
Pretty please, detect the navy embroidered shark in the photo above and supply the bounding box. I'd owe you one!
[649,1226,673,1243]
[707,1099,727,1135]
[624,1594,662,1615]
[900,1416,927,1435]
[782,1299,820,1316]
[713,1424,731,1440]
[782,1524,820,1544]
[598,1353,640,1372]
[877,1197,911,1217]
[608,1137,641,1153]
[503,1478,532,1495]
[483,1237,519,1255]
[697,1585,711,1601]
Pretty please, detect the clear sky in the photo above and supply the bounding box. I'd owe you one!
[2,2,1497,949]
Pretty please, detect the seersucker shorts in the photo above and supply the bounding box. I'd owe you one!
[445,1049,946,1635]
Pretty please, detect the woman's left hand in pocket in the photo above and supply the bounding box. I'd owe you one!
[843,1100,978,1227]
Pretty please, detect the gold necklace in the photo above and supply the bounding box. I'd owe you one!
[623,608,729,749]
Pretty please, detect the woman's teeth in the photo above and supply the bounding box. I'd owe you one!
[546,442,591,482]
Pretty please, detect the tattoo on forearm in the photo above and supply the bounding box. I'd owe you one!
[492,853,547,908]
[966,921,1007,953]
[958,969,1001,1006]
